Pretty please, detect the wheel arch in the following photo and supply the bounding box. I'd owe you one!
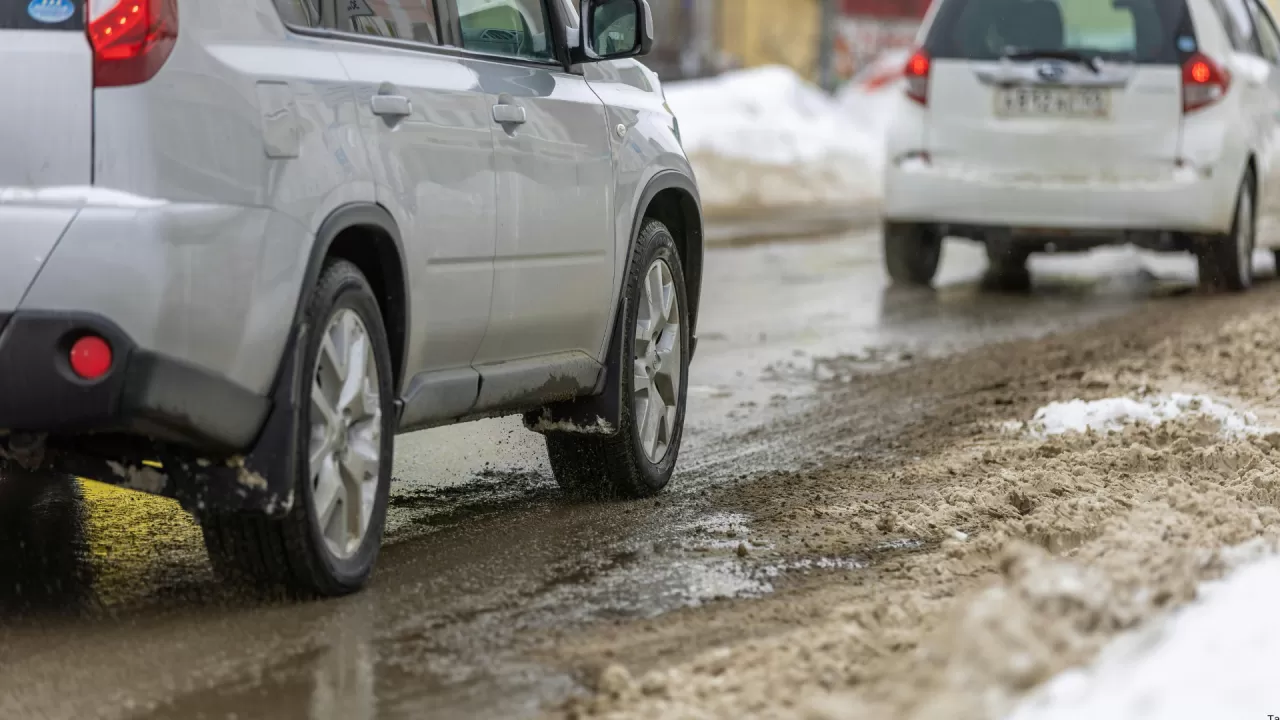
[628,171,704,350]
[291,203,410,396]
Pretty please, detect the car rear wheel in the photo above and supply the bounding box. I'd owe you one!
[201,260,395,597]
[1196,173,1255,293]
[982,244,1032,293]
[544,219,690,499]
[884,222,942,287]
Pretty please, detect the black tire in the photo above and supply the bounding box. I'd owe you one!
[0,463,91,612]
[982,244,1032,293]
[545,219,690,500]
[201,260,396,597]
[884,222,942,286]
[1197,172,1255,293]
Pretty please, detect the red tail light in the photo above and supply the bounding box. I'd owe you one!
[88,0,179,88]
[1182,52,1229,113]
[904,49,931,106]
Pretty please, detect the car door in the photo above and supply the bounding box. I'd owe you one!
[320,0,499,425]
[453,0,616,394]
[1243,0,1280,243]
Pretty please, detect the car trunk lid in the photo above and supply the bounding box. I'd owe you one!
[919,0,1194,180]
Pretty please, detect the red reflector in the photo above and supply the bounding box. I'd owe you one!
[70,336,113,380]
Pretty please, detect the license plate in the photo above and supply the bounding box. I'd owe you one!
[994,87,1110,119]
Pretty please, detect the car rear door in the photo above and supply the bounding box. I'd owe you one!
[0,0,93,318]
[919,0,1191,180]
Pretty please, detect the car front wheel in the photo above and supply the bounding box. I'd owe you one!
[545,219,690,499]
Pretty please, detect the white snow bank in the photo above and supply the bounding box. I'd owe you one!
[1007,548,1280,720]
[664,66,887,213]
[1020,394,1268,438]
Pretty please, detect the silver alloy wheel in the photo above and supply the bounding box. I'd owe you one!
[1237,187,1254,286]
[633,258,682,464]
[309,308,382,560]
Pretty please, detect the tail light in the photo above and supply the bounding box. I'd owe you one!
[1182,52,1229,113]
[88,0,179,88]
[904,48,931,106]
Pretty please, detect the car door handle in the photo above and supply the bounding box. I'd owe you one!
[372,94,412,117]
[492,103,526,124]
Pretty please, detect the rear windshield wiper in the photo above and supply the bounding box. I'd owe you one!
[1002,48,1102,73]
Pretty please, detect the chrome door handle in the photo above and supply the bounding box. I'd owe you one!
[492,103,526,124]
[372,94,412,117]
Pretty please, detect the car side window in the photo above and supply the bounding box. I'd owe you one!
[1215,0,1264,54]
[458,0,556,62]
[1247,0,1280,63]
[274,0,319,27]
[339,0,441,44]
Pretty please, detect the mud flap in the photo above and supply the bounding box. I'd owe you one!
[523,311,624,437]
[160,323,310,517]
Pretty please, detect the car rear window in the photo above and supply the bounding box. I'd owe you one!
[924,0,1194,63]
[2,0,84,30]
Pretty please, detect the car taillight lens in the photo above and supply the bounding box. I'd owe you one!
[1182,52,1229,113]
[904,49,931,106]
[88,0,179,88]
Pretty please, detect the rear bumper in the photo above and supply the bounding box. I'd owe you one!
[0,310,268,453]
[883,160,1237,235]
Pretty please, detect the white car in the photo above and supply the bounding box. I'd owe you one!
[882,0,1280,291]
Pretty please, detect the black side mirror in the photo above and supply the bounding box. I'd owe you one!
[573,0,654,63]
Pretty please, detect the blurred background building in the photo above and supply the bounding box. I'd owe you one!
[640,0,930,90]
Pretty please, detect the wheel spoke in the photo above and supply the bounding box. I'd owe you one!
[646,266,665,335]
[641,393,664,456]
[337,327,370,417]
[633,359,651,395]
[320,330,346,384]
[314,454,346,539]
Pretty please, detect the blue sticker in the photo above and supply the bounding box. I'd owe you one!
[1177,36,1197,52]
[27,0,76,24]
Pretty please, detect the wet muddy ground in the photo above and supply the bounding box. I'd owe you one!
[2,234,1278,720]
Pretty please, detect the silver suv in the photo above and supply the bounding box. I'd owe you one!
[0,0,702,596]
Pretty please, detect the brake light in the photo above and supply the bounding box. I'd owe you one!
[87,0,179,88]
[904,49,931,106]
[1182,52,1229,113]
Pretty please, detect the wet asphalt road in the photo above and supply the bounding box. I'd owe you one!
[2,232,1273,720]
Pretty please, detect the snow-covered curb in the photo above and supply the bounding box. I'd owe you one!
[1008,543,1280,719]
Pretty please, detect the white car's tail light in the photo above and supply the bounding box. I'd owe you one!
[87,0,179,88]
[1182,52,1230,113]
[904,48,931,106]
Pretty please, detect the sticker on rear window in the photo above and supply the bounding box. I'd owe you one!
[27,0,76,24]
[1177,36,1197,52]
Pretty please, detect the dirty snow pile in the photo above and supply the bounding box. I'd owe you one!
[1007,547,1280,720]
[664,66,886,215]
[1014,393,1270,439]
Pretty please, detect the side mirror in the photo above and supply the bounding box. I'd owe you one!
[573,0,654,63]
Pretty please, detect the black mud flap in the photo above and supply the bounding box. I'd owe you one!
[523,314,624,437]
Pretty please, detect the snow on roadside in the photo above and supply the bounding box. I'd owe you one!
[1007,543,1280,720]
[1007,393,1271,439]
[664,66,888,215]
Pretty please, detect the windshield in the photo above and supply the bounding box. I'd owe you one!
[924,0,1194,63]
